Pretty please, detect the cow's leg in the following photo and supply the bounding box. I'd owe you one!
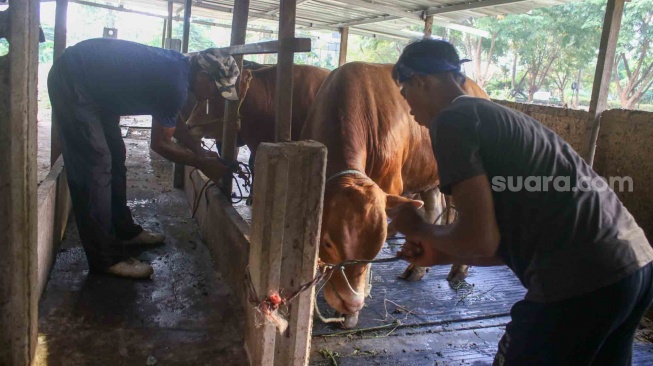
[440,194,470,283]
[364,264,372,298]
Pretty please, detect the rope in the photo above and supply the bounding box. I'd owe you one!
[325,169,368,184]
[244,254,405,333]
[188,157,253,214]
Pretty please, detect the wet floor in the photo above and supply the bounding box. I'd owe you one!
[34,127,653,365]
[35,130,248,365]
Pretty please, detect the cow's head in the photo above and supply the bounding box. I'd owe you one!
[320,176,422,327]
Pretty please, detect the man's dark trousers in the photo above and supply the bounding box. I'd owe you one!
[48,59,143,271]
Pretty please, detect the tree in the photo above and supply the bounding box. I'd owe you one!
[458,16,509,89]
[547,0,604,106]
[347,35,406,64]
[613,0,653,109]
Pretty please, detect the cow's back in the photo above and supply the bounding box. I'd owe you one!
[239,64,330,152]
[301,62,440,195]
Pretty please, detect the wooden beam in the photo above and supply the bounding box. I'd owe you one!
[424,14,434,38]
[338,27,349,66]
[330,0,422,20]
[188,38,311,56]
[220,0,250,198]
[51,0,67,166]
[275,0,296,142]
[297,14,400,30]
[181,0,192,53]
[248,141,327,365]
[67,0,273,34]
[424,0,529,16]
[250,0,313,20]
[585,0,625,166]
[0,0,39,363]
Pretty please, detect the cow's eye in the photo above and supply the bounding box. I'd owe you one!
[323,241,333,248]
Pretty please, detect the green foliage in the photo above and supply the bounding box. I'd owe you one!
[347,35,407,64]
[31,0,653,111]
[613,0,653,108]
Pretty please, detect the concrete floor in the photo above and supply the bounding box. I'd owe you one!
[34,125,653,366]
[35,130,249,365]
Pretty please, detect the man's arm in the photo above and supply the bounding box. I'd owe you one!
[389,174,502,266]
[173,114,208,156]
[150,118,226,183]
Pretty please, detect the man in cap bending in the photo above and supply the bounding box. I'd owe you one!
[48,37,239,278]
[388,39,653,365]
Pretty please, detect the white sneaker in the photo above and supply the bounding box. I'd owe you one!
[106,258,154,279]
[121,231,165,245]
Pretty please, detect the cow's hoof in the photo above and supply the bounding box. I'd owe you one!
[398,264,428,281]
[447,264,469,283]
[336,311,359,329]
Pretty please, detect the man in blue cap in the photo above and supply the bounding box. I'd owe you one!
[48,38,239,278]
[388,39,653,365]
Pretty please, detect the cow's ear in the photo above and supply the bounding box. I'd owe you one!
[386,195,424,210]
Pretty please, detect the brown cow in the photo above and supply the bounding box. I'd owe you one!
[183,63,330,173]
[300,62,490,328]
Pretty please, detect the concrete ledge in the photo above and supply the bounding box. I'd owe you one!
[36,155,71,300]
[183,166,255,362]
[184,166,251,300]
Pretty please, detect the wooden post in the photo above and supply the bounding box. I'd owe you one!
[585,0,625,166]
[274,0,296,142]
[161,19,167,48]
[220,0,249,197]
[51,0,68,166]
[247,141,327,365]
[338,27,348,66]
[0,0,39,363]
[424,15,434,38]
[181,0,192,53]
[173,0,192,188]
[167,0,173,41]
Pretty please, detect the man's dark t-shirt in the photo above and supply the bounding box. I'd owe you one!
[61,38,190,127]
[430,96,653,303]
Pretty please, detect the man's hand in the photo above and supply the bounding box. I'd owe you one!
[196,148,219,159]
[398,240,444,267]
[198,157,229,184]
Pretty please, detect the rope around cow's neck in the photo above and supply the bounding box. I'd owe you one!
[326,169,368,184]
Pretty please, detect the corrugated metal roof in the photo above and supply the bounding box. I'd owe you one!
[83,0,582,41]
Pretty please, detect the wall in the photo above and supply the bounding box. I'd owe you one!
[494,100,592,154]
[594,109,653,239]
[36,156,72,298]
[495,100,653,242]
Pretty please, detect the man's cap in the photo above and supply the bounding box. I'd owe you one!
[191,48,240,101]
[393,39,471,83]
